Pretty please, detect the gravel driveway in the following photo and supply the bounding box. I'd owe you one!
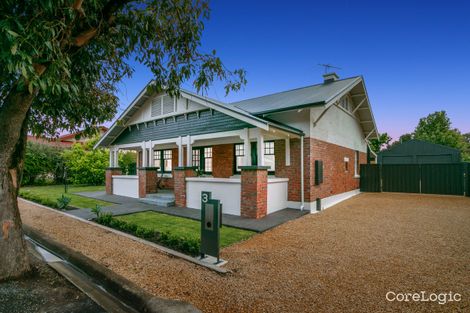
[19,193,470,313]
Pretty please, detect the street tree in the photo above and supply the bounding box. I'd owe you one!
[0,0,246,280]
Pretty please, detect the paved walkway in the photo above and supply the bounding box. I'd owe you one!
[70,191,308,232]
[19,193,470,313]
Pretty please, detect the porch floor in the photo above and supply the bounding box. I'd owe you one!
[71,191,308,232]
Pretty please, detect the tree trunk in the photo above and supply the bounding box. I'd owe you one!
[0,90,35,281]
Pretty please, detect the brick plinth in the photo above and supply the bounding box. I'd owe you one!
[240,166,269,219]
[138,167,159,198]
[174,167,197,207]
[105,167,122,195]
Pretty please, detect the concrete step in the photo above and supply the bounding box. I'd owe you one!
[146,193,175,200]
[139,197,175,207]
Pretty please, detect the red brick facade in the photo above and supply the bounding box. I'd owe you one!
[275,137,366,203]
[174,167,196,207]
[240,167,268,219]
[105,168,122,195]
[212,144,234,178]
[138,168,158,198]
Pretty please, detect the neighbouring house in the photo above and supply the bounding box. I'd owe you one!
[28,126,108,148]
[377,139,461,164]
[95,73,378,219]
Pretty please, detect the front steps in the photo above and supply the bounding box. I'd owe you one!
[139,191,175,207]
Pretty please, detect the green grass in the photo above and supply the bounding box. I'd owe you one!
[116,211,255,248]
[19,185,111,209]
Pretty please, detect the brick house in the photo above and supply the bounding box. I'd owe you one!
[96,73,378,219]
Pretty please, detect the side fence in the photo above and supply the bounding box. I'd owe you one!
[360,163,469,196]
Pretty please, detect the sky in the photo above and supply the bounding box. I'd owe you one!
[115,0,470,140]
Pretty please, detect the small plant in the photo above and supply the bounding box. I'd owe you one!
[56,194,71,210]
[97,212,113,225]
[91,205,102,218]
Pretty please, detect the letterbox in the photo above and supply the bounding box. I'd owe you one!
[200,191,222,262]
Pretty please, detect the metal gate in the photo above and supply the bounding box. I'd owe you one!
[360,163,466,196]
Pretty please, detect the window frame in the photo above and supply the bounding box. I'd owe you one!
[192,146,213,174]
[354,150,360,177]
[153,149,173,173]
[233,141,276,174]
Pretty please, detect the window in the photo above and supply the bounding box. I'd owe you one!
[354,150,360,177]
[192,146,212,173]
[154,149,172,172]
[264,141,275,172]
[340,96,351,112]
[233,141,275,173]
[344,157,349,172]
[234,143,245,172]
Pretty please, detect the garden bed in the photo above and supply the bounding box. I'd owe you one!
[95,211,255,256]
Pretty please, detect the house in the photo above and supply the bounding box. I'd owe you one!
[377,139,461,164]
[95,73,378,219]
[28,126,108,148]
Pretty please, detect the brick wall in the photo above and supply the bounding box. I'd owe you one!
[174,167,196,207]
[308,138,366,201]
[275,138,366,202]
[105,168,122,195]
[138,168,158,198]
[240,168,268,219]
[212,144,234,178]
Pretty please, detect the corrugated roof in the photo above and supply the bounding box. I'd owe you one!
[231,77,360,114]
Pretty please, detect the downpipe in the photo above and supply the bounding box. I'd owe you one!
[300,135,305,211]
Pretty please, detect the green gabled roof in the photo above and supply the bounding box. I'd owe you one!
[231,76,360,115]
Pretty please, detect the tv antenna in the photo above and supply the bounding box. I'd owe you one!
[318,63,342,73]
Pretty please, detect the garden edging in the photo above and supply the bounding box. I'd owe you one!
[19,198,228,274]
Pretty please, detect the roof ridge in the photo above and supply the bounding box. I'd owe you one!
[230,76,360,105]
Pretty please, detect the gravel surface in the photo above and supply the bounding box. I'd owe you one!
[19,193,470,313]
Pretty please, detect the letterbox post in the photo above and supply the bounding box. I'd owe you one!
[200,191,222,263]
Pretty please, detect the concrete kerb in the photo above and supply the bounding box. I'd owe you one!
[19,198,228,274]
[23,225,200,313]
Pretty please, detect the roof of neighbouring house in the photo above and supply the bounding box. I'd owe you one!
[231,76,361,115]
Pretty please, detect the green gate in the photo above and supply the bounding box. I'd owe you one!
[421,164,464,195]
[382,164,420,193]
[360,164,380,192]
[360,163,467,196]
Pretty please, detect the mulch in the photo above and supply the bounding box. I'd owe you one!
[18,193,470,312]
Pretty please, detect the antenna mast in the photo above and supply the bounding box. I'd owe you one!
[318,63,342,73]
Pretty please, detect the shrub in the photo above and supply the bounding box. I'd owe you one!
[23,141,65,185]
[56,194,71,210]
[94,216,201,255]
[97,212,113,225]
[61,138,108,185]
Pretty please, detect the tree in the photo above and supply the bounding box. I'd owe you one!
[369,132,391,154]
[413,111,467,151]
[388,133,413,148]
[0,0,246,280]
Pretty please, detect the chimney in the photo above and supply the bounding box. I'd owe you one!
[323,72,339,83]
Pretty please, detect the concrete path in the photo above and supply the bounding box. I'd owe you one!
[72,191,308,232]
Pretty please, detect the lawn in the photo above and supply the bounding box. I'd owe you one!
[116,211,255,248]
[19,185,112,209]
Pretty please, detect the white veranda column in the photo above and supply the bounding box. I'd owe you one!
[142,142,147,167]
[243,128,251,166]
[257,133,264,166]
[186,135,192,166]
[109,149,113,167]
[178,136,184,167]
[113,148,119,167]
